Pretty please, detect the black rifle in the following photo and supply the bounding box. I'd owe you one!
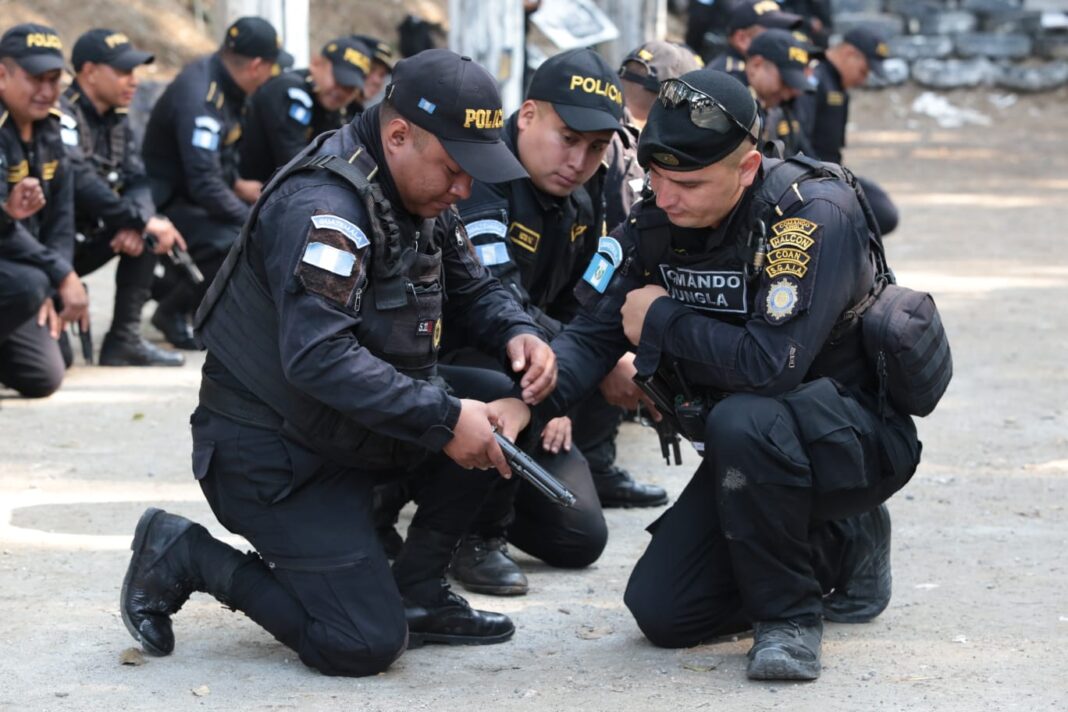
[494,432,577,508]
[145,234,205,285]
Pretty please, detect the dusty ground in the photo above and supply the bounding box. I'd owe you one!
[2,85,1067,711]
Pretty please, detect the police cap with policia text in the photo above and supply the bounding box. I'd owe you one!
[748,28,816,93]
[387,49,527,184]
[0,23,65,76]
[844,25,891,78]
[638,68,760,172]
[321,36,372,89]
[72,29,154,72]
[527,48,626,135]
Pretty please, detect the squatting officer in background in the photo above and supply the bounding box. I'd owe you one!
[142,16,289,350]
[121,49,560,677]
[61,29,186,367]
[0,23,88,397]
[793,26,899,236]
[240,36,372,183]
[539,68,921,680]
[739,29,816,154]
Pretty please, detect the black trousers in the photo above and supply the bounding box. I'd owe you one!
[192,369,505,676]
[74,234,157,338]
[0,257,67,397]
[857,176,899,237]
[439,351,608,568]
[157,201,240,314]
[623,378,920,648]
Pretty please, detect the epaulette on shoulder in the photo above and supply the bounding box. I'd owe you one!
[0,111,8,129]
[205,81,224,110]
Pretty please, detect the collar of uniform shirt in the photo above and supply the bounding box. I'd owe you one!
[68,79,120,124]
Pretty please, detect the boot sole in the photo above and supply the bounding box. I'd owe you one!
[747,658,820,681]
[456,581,529,596]
[598,496,669,509]
[120,507,171,657]
[407,626,515,649]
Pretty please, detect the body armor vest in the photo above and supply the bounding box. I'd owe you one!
[195,131,440,468]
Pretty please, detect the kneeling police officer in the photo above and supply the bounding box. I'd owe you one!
[120,50,557,677]
[541,69,921,680]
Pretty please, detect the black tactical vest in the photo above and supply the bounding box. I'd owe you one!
[194,131,441,468]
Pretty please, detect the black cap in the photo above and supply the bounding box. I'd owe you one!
[844,26,890,78]
[351,34,394,69]
[527,48,625,134]
[748,28,815,93]
[0,23,65,76]
[728,0,804,34]
[223,16,293,67]
[619,40,703,93]
[321,37,371,89]
[71,29,154,72]
[638,69,758,172]
[387,49,526,184]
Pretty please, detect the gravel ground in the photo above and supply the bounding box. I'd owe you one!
[1,86,1066,711]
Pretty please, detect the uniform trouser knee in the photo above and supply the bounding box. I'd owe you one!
[0,262,51,342]
[301,620,407,677]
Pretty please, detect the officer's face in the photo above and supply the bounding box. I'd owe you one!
[309,57,360,111]
[0,62,61,123]
[648,148,761,229]
[363,63,389,100]
[748,58,799,108]
[516,100,614,198]
[838,47,870,89]
[621,78,655,129]
[384,118,473,217]
[81,62,139,109]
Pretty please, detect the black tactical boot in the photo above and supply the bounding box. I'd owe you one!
[823,504,892,623]
[120,508,205,656]
[450,534,528,596]
[100,332,185,366]
[404,583,515,648]
[593,466,668,508]
[150,305,199,351]
[747,618,823,681]
[394,526,515,647]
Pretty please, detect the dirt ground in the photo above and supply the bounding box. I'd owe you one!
[2,84,1067,711]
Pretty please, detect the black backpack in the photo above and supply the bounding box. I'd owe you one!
[757,155,952,418]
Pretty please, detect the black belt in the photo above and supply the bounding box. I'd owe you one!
[199,375,283,430]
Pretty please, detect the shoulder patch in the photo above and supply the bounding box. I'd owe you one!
[764,277,800,324]
[59,113,79,147]
[287,87,313,108]
[826,91,845,106]
[191,115,222,151]
[597,236,624,266]
[194,115,222,133]
[59,112,78,130]
[465,218,508,239]
[311,214,370,249]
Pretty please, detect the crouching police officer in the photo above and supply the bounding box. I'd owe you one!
[240,36,372,183]
[61,29,186,366]
[120,50,556,676]
[540,69,920,680]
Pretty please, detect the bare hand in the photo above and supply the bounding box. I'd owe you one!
[621,284,668,346]
[4,177,46,220]
[599,352,662,421]
[36,298,62,339]
[487,397,531,445]
[55,272,89,330]
[540,416,572,454]
[110,228,145,257]
[443,398,511,476]
[145,216,187,253]
[233,178,263,204]
[506,333,557,405]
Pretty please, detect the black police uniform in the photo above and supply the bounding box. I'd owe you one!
[59,81,181,365]
[792,59,898,236]
[239,70,350,183]
[542,158,921,647]
[0,104,74,396]
[142,53,249,314]
[444,110,609,568]
[137,105,540,676]
[708,48,748,84]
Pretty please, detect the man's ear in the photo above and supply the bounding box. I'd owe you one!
[738,149,763,188]
[382,116,411,154]
[516,99,538,132]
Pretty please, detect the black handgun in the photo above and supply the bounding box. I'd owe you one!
[71,320,92,364]
[145,234,205,285]
[634,372,684,466]
[494,432,577,508]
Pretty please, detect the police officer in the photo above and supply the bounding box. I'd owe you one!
[793,26,899,236]
[740,29,816,155]
[350,34,394,107]
[0,24,88,397]
[61,29,186,367]
[120,49,560,677]
[778,0,834,48]
[142,16,290,349]
[610,40,703,230]
[709,0,803,84]
[540,69,920,680]
[240,36,371,183]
